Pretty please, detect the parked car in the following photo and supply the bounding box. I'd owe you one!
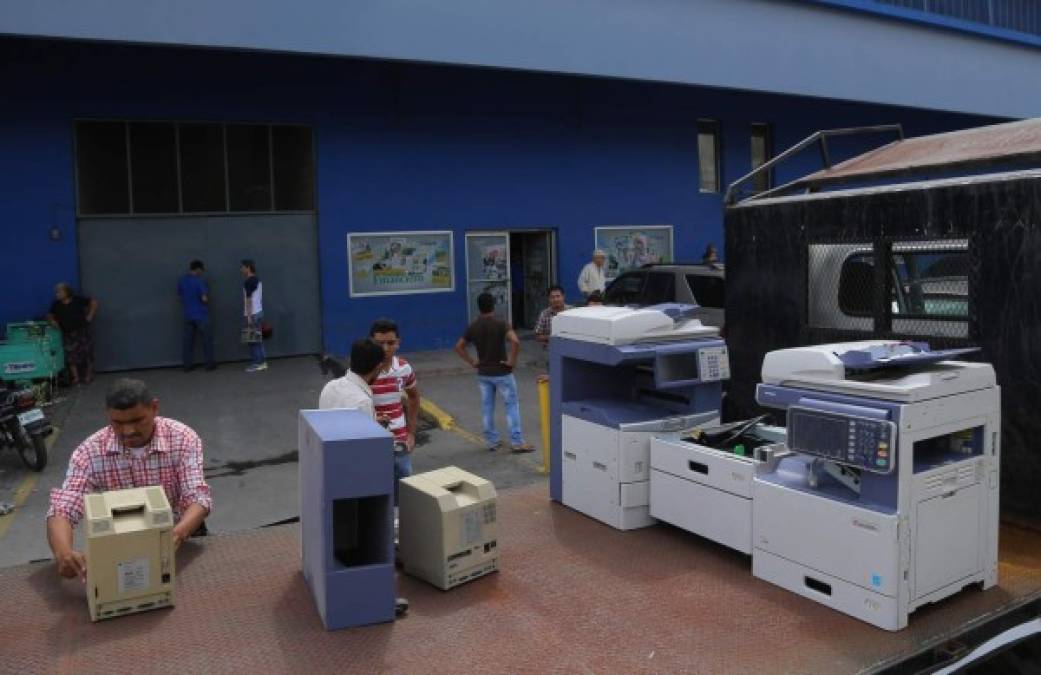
[602,263,725,327]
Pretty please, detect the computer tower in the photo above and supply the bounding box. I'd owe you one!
[398,467,498,590]
[84,486,175,621]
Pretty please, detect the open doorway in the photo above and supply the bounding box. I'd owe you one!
[464,230,556,328]
[510,231,555,330]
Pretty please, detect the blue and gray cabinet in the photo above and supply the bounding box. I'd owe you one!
[298,409,395,630]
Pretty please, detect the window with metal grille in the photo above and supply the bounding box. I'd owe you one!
[74,120,315,216]
[698,120,722,193]
[810,240,968,338]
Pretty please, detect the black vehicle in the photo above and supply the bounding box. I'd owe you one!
[0,387,52,471]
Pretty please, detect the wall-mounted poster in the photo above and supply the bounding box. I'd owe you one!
[595,225,673,280]
[348,231,454,297]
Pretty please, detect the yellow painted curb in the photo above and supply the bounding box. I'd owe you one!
[420,398,456,430]
[0,426,59,540]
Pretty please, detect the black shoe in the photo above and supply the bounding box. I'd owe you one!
[205,364,217,371]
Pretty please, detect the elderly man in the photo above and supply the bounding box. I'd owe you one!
[47,379,212,580]
[578,249,608,298]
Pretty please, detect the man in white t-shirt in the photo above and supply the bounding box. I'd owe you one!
[241,259,267,372]
[318,338,386,417]
[577,249,607,298]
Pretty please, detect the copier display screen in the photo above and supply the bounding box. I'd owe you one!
[788,407,895,473]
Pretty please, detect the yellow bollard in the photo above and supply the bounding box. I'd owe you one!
[537,375,551,474]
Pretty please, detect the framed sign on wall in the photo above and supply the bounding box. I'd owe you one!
[594,225,673,280]
[348,231,455,297]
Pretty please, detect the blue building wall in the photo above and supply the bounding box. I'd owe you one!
[1,38,997,355]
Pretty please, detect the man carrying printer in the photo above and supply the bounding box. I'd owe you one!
[46,378,213,581]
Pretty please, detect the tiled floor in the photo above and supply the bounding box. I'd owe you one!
[4,483,1040,674]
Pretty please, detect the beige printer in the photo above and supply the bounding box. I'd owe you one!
[398,467,498,590]
[85,486,175,621]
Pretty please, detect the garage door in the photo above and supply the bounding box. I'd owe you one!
[73,120,321,371]
[79,215,321,371]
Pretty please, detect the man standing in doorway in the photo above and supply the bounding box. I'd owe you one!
[577,249,607,299]
[369,319,420,504]
[241,259,267,372]
[455,293,534,453]
[178,260,215,372]
[534,285,570,345]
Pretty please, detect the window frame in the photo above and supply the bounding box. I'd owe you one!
[72,118,316,218]
[750,122,773,194]
[697,119,722,194]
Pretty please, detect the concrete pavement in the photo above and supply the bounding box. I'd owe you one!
[0,339,551,568]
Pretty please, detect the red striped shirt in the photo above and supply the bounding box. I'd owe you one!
[371,356,417,443]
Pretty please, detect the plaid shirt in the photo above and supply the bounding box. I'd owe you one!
[48,417,213,526]
[534,305,571,338]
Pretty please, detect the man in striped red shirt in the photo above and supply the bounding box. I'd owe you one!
[369,319,420,504]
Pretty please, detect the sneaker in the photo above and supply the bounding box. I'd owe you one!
[510,442,536,454]
[245,362,269,373]
[487,441,503,452]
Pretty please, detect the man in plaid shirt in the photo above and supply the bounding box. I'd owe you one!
[46,378,212,580]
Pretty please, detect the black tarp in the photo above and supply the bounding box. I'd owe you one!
[725,171,1041,519]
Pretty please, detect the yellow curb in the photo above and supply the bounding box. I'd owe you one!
[420,398,456,430]
[0,426,60,540]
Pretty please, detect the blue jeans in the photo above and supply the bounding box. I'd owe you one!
[247,312,266,364]
[477,374,523,446]
[183,318,214,369]
[393,449,412,506]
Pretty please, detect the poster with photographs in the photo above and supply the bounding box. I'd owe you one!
[348,231,455,297]
[594,225,674,280]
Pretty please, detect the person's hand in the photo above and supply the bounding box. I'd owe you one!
[500,360,515,370]
[405,432,416,452]
[172,526,188,549]
[56,549,87,581]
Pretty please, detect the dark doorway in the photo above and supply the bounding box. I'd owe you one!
[509,231,556,330]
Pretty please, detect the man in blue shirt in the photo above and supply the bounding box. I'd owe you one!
[177,260,216,372]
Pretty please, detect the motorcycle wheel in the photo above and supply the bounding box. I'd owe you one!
[16,426,48,472]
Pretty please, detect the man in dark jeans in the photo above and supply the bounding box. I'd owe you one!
[454,292,534,453]
[177,260,215,372]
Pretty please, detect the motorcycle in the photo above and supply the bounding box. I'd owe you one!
[0,387,52,471]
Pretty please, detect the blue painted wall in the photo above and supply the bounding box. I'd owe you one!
[0,37,997,355]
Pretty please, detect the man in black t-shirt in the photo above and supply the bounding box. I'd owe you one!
[454,293,534,453]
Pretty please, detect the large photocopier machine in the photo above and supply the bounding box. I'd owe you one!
[548,304,730,530]
[751,341,1001,631]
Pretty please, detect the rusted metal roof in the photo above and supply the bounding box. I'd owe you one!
[802,117,1041,188]
[729,118,1041,205]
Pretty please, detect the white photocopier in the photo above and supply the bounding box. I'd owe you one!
[549,305,731,530]
[752,341,1000,631]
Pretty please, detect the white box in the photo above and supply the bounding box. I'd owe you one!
[85,486,175,622]
[398,466,499,590]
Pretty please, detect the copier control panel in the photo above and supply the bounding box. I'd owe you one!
[787,406,896,473]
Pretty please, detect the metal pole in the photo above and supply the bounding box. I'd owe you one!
[537,375,551,475]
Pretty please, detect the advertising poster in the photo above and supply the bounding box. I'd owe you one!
[348,231,454,296]
[595,225,674,280]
